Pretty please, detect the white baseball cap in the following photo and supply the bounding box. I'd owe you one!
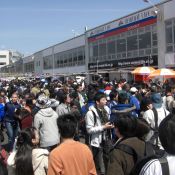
[130,87,138,93]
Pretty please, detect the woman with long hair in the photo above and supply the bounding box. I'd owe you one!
[7,127,49,175]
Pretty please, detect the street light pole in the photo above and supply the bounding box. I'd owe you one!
[143,0,159,14]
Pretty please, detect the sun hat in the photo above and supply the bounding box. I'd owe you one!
[36,94,51,109]
[151,93,162,108]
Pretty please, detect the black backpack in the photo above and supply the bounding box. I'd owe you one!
[150,108,166,157]
[114,141,168,175]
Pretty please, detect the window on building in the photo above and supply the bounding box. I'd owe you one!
[78,48,83,65]
[99,42,107,56]
[117,39,126,53]
[127,35,138,51]
[43,55,53,69]
[166,26,173,44]
[152,32,157,47]
[0,55,6,58]
[139,32,151,49]
[165,20,173,52]
[107,40,116,54]
[73,52,77,65]
[93,45,98,57]
[0,62,6,65]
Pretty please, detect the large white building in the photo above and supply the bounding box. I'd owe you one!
[0,50,23,68]
[86,0,175,80]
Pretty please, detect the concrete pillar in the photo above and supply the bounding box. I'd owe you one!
[157,5,166,68]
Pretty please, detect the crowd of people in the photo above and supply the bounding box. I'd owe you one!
[0,77,175,175]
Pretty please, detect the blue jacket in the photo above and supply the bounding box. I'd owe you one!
[110,103,137,122]
[0,104,4,121]
[81,101,95,117]
[4,102,21,122]
[130,95,140,114]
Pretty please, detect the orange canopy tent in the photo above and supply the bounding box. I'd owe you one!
[148,68,175,79]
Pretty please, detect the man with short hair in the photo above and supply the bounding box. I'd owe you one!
[48,114,97,175]
[4,93,21,151]
[56,93,71,116]
[85,93,113,175]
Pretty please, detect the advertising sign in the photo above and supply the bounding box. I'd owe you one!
[88,55,158,70]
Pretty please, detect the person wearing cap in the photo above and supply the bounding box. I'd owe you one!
[129,87,140,116]
[34,94,60,151]
[143,93,169,149]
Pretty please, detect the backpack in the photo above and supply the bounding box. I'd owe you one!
[114,141,168,175]
[150,108,165,157]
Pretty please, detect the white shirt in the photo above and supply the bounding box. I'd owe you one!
[143,107,169,148]
[140,155,175,175]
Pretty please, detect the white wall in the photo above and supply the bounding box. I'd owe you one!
[54,35,85,53]
[43,65,86,75]
[164,0,175,20]
[0,50,10,67]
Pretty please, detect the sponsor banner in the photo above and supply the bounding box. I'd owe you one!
[87,8,156,38]
[88,55,158,70]
[88,17,156,42]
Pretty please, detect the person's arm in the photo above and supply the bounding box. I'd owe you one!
[139,159,162,175]
[33,114,42,131]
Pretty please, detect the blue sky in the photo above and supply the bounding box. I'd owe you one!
[0,0,161,55]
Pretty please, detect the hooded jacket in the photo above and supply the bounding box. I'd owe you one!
[34,107,60,147]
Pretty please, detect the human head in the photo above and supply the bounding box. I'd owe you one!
[159,113,175,155]
[109,90,118,101]
[150,84,157,93]
[0,89,6,97]
[25,98,34,109]
[151,93,162,108]
[94,93,107,108]
[57,114,77,139]
[130,87,138,95]
[114,113,150,138]
[17,127,39,147]
[0,96,4,104]
[75,84,83,93]
[11,93,18,103]
[140,97,153,111]
[59,93,71,104]
[36,94,51,109]
[118,92,128,104]
[122,83,130,92]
